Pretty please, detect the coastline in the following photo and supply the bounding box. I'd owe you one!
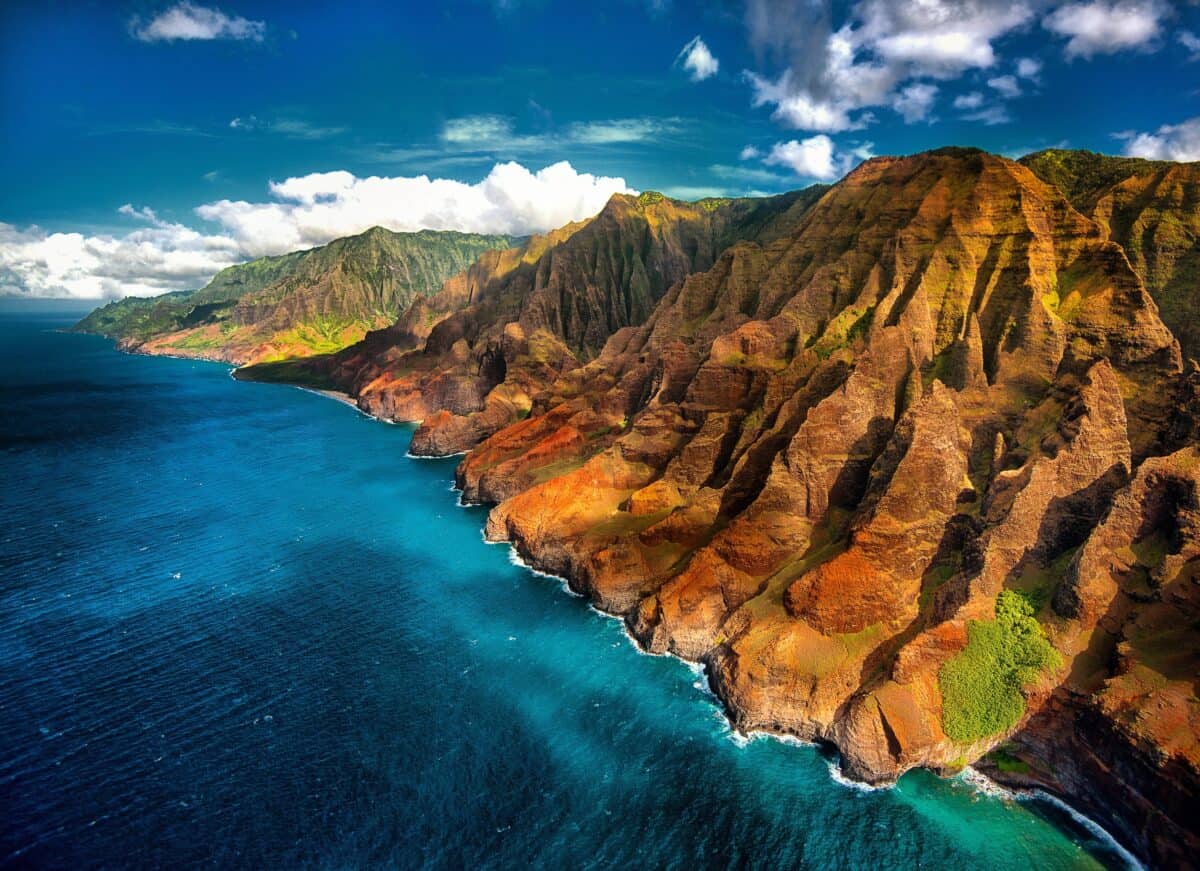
[478,490,1144,869]
[84,334,1150,869]
[291,384,362,412]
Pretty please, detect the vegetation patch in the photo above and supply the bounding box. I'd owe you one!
[939,591,1061,743]
[986,745,1032,775]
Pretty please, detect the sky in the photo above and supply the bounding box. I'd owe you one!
[1,0,1198,299]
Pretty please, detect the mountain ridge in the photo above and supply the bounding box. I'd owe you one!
[73,226,517,365]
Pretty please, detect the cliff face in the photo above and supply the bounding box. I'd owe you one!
[444,150,1195,867]
[1022,149,1200,361]
[285,189,825,454]
[73,228,514,365]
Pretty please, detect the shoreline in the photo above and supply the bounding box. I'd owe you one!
[476,491,1143,868]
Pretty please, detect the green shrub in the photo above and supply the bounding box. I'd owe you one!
[939,591,1061,743]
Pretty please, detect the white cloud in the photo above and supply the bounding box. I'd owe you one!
[0,214,242,300]
[743,0,1035,132]
[1015,56,1043,78]
[739,145,762,160]
[1043,1,1169,58]
[988,74,1021,97]
[1180,30,1200,58]
[678,36,720,81]
[762,135,871,180]
[130,2,266,43]
[1121,117,1200,162]
[765,137,837,179]
[438,115,680,151]
[195,161,634,257]
[441,115,515,145]
[954,91,985,109]
[567,118,678,144]
[1,161,633,299]
[747,69,871,132]
[893,83,939,123]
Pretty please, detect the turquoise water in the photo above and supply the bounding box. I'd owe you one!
[0,306,1135,869]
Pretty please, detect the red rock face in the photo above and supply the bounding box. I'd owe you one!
[258,148,1198,867]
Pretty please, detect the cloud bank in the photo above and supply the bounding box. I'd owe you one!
[1,161,633,299]
[0,216,242,300]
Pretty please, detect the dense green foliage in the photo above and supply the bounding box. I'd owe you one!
[939,591,1061,743]
[73,249,311,342]
[1023,148,1200,361]
[1019,149,1172,209]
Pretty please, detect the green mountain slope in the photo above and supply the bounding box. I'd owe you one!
[1021,148,1200,359]
[74,228,515,364]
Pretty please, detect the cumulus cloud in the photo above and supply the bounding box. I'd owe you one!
[743,0,1034,132]
[130,2,266,42]
[677,36,720,81]
[954,91,985,109]
[1121,117,1200,162]
[0,215,242,300]
[892,83,939,123]
[198,161,631,257]
[1043,0,1169,58]
[739,145,763,160]
[1,161,633,299]
[763,135,871,180]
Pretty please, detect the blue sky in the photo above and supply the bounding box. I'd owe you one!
[2,0,1198,298]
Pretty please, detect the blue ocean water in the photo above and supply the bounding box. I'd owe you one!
[0,305,1136,870]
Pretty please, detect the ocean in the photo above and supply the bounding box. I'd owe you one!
[0,304,1136,869]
